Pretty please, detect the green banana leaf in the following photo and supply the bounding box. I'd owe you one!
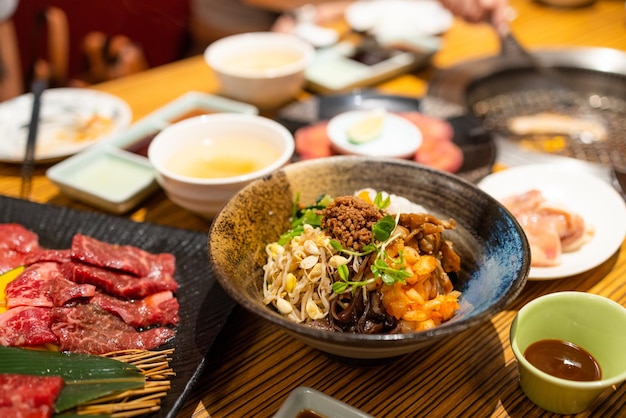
[0,346,145,412]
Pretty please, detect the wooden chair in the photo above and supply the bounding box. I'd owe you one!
[0,6,69,100]
[0,18,23,101]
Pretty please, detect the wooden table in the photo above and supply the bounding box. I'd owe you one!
[2,1,626,416]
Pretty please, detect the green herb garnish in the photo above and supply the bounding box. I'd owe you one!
[278,191,412,293]
[331,212,411,293]
[373,192,391,210]
[371,250,413,285]
[278,194,333,245]
[372,214,396,242]
[331,264,376,294]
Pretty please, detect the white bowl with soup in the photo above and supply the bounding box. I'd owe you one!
[148,113,294,218]
[204,32,315,109]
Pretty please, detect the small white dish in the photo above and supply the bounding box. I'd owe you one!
[305,39,441,94]
[327,110,422,158]
[478,164,626,280]
[47,147,158,214]
[0,88,132,163]
[273,387,374,418]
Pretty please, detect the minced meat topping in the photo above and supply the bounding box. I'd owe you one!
[319,196,384,252]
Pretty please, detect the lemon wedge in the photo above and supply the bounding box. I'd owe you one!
[0,266,25,313]
[346,109,386,144]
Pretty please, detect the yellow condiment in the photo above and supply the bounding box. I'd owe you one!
[347,109,386,144]
[0,266,25,313]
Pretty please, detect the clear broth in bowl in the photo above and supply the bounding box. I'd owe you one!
[222,51,301,71]
[166,136,281,179]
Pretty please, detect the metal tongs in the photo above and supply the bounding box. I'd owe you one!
[495,16,565,84]
[491,16,626,199]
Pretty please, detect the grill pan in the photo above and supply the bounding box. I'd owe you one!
[425,47,626,170]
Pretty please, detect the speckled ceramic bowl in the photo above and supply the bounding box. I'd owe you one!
[208,156,530,360]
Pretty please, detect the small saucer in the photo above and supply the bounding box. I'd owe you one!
[274,387,374,418]
[327,110,422,158]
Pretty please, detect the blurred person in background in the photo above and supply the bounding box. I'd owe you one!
[189,0,511,53]
[0,0,21,101]
[189,0,352,54]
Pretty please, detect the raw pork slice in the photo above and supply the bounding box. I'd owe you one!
[502,189,593,267]
[51,304,175,355]
[0,374,64,418]
[515,212,564,267]
[70,234,176,277]
[0,306,58,347]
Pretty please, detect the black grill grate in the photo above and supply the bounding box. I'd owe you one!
[465,67,626,169]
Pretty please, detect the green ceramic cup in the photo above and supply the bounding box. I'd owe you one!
[510,291,626,415]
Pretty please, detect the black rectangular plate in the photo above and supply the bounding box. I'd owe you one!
[0,195,235,418]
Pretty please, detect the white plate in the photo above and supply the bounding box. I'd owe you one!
[345,0,453,40]
[478,164,626,280]
[327,110,422,158]
[0,88,132,163]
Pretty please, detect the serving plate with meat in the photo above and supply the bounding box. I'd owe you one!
[478,164,626,280]
[276,91,495,183]
[0,195,235,417]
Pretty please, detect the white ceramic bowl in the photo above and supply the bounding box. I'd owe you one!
[204,32,315,109]
[148,113,294,218]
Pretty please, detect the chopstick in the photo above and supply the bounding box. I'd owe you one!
[20,64,48,200]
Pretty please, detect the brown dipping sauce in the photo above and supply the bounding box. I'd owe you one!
[296,409,326,418]
[169,109,213,123]
[524,339,602,382]
[124,132,158,157]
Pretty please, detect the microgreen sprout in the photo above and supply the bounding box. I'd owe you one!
[329,240,376,257]
[331,212,411,293]
[279,191,412,294]
[278,194,333,245]
[331,264,376,294]
[373,192,391,210]
[372,215,396,242]
[371,250,412,286]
